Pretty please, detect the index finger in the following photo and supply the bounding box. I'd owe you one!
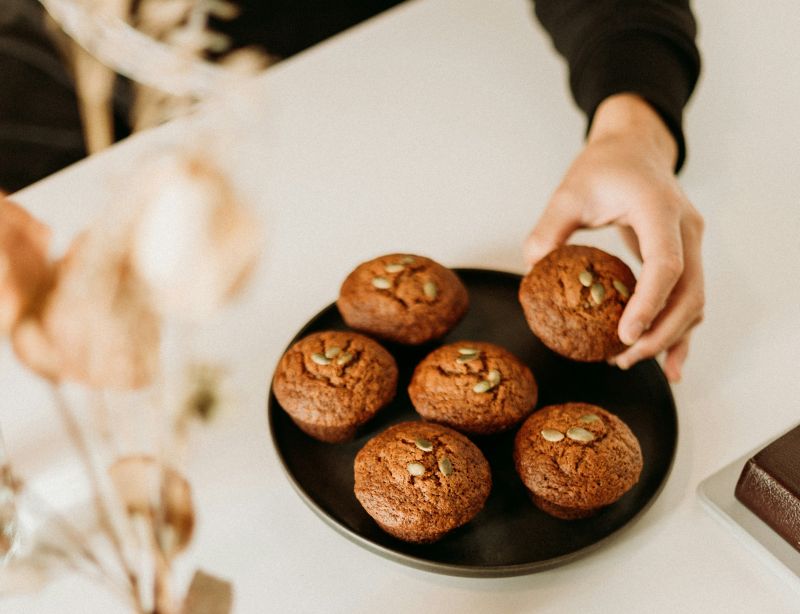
[618,204,683,345]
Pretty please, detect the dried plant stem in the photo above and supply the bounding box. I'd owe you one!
[149,516,176,614]
[23,489,118,588]
[49,384,142,612]
[72,44,116,154]
[90,389,118,456]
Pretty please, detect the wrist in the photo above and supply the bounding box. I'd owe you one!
[588,93,678,170]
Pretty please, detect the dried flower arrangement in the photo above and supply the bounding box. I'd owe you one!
[39,0,271,151]
[0,5,267,609]
[0,150,262,613]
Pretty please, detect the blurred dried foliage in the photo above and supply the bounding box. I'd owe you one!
[40,0,271,152]
[0,146,261,612]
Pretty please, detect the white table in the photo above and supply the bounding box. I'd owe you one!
[3,0,800,611]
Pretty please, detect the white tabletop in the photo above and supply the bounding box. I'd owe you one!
[3,0,800,612]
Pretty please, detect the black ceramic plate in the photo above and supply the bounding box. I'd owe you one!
[268,269,677,577]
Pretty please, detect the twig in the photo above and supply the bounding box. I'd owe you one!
[90,389,118,456]
[49,383,143,612]
[23,489,120,588]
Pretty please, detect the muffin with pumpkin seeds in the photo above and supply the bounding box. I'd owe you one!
[337,253,468,345]
[272,330,398,443]
[409,341,537,435]
[354,421,491,543]
[513,402,643,519]
[519,245,636,362]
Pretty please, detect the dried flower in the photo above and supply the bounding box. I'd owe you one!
[129,152,262,321]
[183,363,225,422]
[0,200,51,334]
[109,455,194,559]
[182,570,233,614]
[12,229,160,389]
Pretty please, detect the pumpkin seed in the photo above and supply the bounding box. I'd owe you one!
[311,353,331,365]
[566,427,595,442]
[473,380,492,394]
[385,263,405,274]
[414,438,433,452]
[336,351,354,366]
[423,281,438,299]
[590,283,605,305]
[438,457,454,476]
[407,462,425,477]
[372,276,391,290]
[613,279,630,299]
[578,270,593,287]
[541,429,565,442]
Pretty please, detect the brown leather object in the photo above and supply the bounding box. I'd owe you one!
[735,424,800,552]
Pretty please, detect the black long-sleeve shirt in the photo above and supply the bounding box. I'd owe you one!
[0,0,700,192]
[535,0,700,170]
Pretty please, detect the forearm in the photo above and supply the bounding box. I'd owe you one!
[533,0,700,171]
[589,94,677,171]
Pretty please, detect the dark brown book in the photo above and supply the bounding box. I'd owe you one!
[734,424,800,552]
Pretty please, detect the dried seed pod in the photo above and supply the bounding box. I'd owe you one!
[108,455,194,558]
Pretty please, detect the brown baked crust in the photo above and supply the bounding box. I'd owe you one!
[513,403,643,519]
[272,331,398,443]
[337,254,468,345]
[518,245,636,362]
[353,421,491,543]
[408,341,537,435]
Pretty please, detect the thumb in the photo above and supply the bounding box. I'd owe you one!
[523,193,583,269]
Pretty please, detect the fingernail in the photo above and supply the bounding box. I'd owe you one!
[620,321,645,346]
[616,356,633,371]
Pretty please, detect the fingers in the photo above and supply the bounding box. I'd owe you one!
[663,335,691,382]
[617,201,684,345]
[618,226,641,260]
[614,210,704,372]
[523,192,583,269]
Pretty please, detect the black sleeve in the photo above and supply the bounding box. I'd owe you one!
[533,0,701,171]
[0,0,86,193]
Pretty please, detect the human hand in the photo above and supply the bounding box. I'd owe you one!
[523,94,704,382]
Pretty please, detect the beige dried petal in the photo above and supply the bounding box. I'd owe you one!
[130,153,262,321]
[0,200,51,334]
[181,570,233,614]
[109,455,194,558]
[220,46,271,74]
[10,320,61,381]
[12,232,160,389]
[137,0,193,34]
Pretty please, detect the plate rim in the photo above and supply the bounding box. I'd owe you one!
[267,267,679,577]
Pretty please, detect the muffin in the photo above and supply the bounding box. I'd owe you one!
[513,403,643,519]
[354,421,491,543]
[272,330,398,443]
[337,253,468,345]
[408,341,537,435]
[518,245,636,362]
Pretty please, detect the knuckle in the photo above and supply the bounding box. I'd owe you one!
[658,253,684,281]
[684,207,705,237]
[632,337,662,359]
[548,187,579,212]
[692,290,706,313]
